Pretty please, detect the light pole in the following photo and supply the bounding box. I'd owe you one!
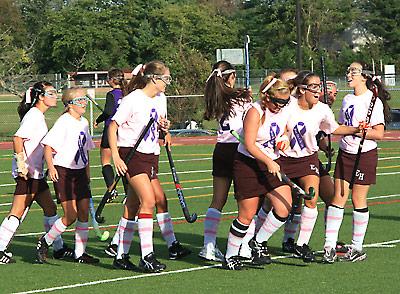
[296,0,302,70]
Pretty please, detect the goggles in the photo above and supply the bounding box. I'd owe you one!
[270,96,290,108]
[146,74,172,85]
[65,95,89,107]
[44,89,58,98]
[346,67,363,76]
[303,83,322,93]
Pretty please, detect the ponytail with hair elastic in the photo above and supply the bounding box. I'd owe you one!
[17,82,50,121]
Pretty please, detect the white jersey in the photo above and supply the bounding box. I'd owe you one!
[41,113,95,169]
[217,101,252,143]
[238,99,291,161]
[339,90,385,154]
[284,101,339,158]
[12,107,48,179]
[112,89,167,154]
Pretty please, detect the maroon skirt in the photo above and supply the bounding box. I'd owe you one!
[279,152,320,179]
[212,142,239,178]
[119,148,158,180]
[14,177,49,195]
[54,166,91,202]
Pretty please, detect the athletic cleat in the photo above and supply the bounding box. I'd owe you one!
[139,252,166,273]
[113,254,136,270]
[198,244,224,262]
[322,247,337,264]
[282,238,296,254]
[36,235,49,264]
[104,243,118,258]
[294,244,316,263]
[239,242,252,261]
[222,255,243,270]
[53,244,74,260]
[0,251,16,264]
[248,238,272,265]
[75,253,100,264]
[168,241,191,260]
[341,247,367,262]
[336,241,350,254]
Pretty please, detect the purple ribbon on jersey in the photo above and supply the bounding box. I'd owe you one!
[290,122,307,149]
[144,108,158,142]
[344,105,354,126]
[262,123,280,149]
[74,131,88,165]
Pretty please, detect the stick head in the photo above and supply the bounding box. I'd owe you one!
[186,213,197,223]
[100,231,110,242]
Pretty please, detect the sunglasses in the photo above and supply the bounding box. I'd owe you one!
[270,96,290,108]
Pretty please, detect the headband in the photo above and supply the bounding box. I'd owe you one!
[205,68,236,83]
[261,78,278,93]
[132,64,144,76]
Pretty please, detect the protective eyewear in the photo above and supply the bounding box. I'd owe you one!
[304,83,322,93]
[44,89,58,98]
[66,95,89,107]
[147,74,172,85]
[346,67,362,76]
[270,96,290,108]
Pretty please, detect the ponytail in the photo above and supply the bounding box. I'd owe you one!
[17,81,51,121]
[366,77,391,124]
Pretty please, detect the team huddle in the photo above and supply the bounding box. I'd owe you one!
[0,59,391,272]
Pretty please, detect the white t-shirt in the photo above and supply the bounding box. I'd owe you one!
[112,89,167,154]
[284,101,339,158]
[339,90,385,154]
[12,107,48,179]
[238,99,292,161]
[41,113,95,169]
[217,101,252,143]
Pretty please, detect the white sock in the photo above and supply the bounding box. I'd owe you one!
[116,218,136,259]
[44,215,64,251]
[75,221,89,258]
[283,213,301,242]
[156,212,176,248]
[44,218,67,246]
[112,218,124,246]
[352,210,369,251]
[324,206,344,250]
[138,215,154,258]
[0,216,20,251]
[225,219,249,259]
[256,210,285,243]
[203,208,221,247]
[241,218,255,248]
[296,206,318,246]
[255,207,269,233]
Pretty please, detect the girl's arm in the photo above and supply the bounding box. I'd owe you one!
[44,145,58,182]
[13,136,28,179]
[108,120,126,176]
[354,124,384,140]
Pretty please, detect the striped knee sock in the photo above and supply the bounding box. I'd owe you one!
[43,215,64,251]
[255,207,269,233]
[225,219,249,259]
[44,218,67,246]
[256,210,286,243]
[116,218,136,259]
[203,208,221,247]
[241,218,256,247]
[283,213,301,242]
[138,213,154,258]
[352,208,369,251]
[0,216,20,251]
[296,206,318,246]
[324,205,344,250]
[75,221,89,258]
[156,212,176,248]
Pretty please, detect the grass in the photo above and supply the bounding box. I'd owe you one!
[0,141,399,293]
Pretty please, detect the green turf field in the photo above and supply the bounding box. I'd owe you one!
[0,141,399,293]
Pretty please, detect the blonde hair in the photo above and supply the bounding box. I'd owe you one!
[259,74,290,101]
[62,87,86,112]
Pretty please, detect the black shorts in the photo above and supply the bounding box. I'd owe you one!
[53,166,91,202]
[118,148,158,180]
[212,142,239,178]
[100,126,110,148]
[14,177,49,195]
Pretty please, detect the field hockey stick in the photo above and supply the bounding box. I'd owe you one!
[89,197,109,241]
[86,89,104,112]
[244,34,250,89]
[349,84,379,189]
[320,56,332,172]
[230,130,315,200]
[165,144,197,223]
[95,117,155,223]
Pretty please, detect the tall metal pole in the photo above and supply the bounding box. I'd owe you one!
[244,35,250,89]
[296,0,302,70]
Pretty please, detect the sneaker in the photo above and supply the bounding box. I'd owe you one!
[248,238,272,265]
[222,255,243,270]
[168,241,191,260]
[336,241,349,254]
[198,244,224,262]
[139,252,166,273]
[0,251,16,264]
[104,243,118,258]
[294,244,316,263]
[113,254,136,270]
[75,253,100,264]
[322,247,337,264]
[107,189,118,203]
[282,238,296,254]
[238,242,252,261]
[36,235,49,264]
[341,247,367,262]
[53,244,75,260]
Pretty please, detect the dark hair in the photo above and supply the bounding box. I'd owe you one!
[108,68,128,96]
[291,70,319,95]
[17,81,52,121]
[354,61,391,123]
[126,61,167,94]
[204,60,251,120]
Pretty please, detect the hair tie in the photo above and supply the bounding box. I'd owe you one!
[25,87,33,104]
[261,78,278,93]
[132,64,144,76]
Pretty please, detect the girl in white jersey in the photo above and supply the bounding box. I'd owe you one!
[223,74,293,270]
[278,71,361,262]
[108,60,172,273]
[0,82,72,264]
[199,60,252,262]
[323,62,391,263]
[36,88,98,264]
[105,64,190,269]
